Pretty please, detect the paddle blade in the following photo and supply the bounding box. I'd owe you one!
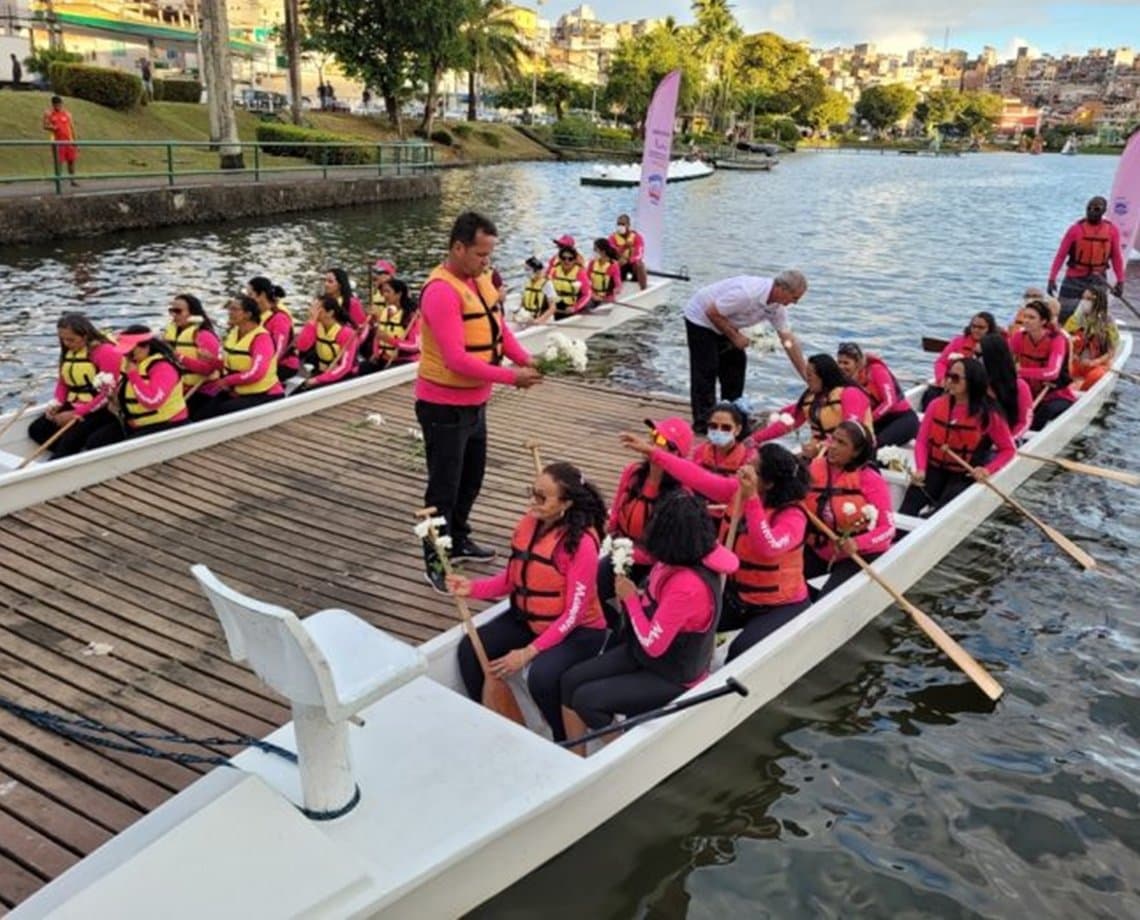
[483,676,526,725]
[1040,522,1098,571]
[903,603,1005,701]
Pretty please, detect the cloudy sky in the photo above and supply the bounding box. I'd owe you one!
[537,2,1138,58]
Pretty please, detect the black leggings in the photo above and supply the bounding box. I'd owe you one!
[720,590,811,661]
[457,610,606,741]
[560,643,686,730]
[196,391,282,418]
[27,407,115,458]
[804,546,880,598]
[874,408,919,447]
[899,464,972,515]
[595,555,652,633]
[84,418,187,451]
[1030,395,1072,431]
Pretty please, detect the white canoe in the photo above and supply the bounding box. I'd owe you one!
[0,282,673,518]
[580,158,715,187]
[12,332,1132,919]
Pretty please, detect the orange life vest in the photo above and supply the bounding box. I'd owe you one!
[417,265,503,389]
[1013,329,1071,395]
[691,440,754,477]
[798,386,860,440]
[612,229,639,262]
[506,515,604,635]
[612,468,662,544]
[1068,220,1114,273]
[723,505,806,607]
[805,456,870,550]
[860,354,903,411]
[926,395,989,469]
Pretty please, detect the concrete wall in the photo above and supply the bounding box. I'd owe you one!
[0,173,441,246]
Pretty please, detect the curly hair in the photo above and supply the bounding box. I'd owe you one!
[757,443,809,507]
[643,490,718,566]
[544,461,608,555]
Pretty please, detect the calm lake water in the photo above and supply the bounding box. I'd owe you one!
[2,152,1138,919]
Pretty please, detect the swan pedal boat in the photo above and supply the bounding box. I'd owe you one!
[10,330,1133,919]
[0,282,673,519]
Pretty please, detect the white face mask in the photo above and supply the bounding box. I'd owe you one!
[707,429,735,448]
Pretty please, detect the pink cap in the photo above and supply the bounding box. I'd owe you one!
[112,332,153,355]
[552,235,576,249]
[644,416,694,458]
[372,259,397,275]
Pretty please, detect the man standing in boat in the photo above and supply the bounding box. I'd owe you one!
[1047,196,1124,323]
[416,211,542,592]
[682,271,809,434]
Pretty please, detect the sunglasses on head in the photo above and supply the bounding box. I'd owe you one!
[945,371,963,383]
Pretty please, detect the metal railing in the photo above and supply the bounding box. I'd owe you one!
[0,139,436,195]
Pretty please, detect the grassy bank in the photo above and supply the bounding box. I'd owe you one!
[0,91,551,181]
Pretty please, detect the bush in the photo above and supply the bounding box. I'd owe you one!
[430,128,453,146]
[24,48,82,82]
[255,123,374,164]
[49,62,143,110]
[451,122,474,139]
[477,129,501,148]
[154,79,202,103]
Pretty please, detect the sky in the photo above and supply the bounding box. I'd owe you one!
[537,2,1140,58]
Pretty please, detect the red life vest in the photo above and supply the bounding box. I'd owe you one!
[1013,329,1072,395]
[629,564,720,684]
[691,440,754,476]
[805,457,870,550]
[613,467,663,544]
[926,395,989,469]
[722,505,806,607]
[860,354,904,412]
[506,516,604,635]
[1068,220,1114,273]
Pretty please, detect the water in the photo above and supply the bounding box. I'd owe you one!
[2,154,1138,918]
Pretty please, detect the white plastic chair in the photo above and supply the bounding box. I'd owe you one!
[191,564,426,818]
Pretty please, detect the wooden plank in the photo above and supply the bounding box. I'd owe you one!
[0,768,113,854]
[0,810,80,886]
[0,850,45,910]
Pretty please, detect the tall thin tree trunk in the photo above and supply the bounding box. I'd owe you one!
[467,70,477,121]
[200,0,244,168]
[283,0,303,125]
[420,65,441,138]
[384,93,402,135]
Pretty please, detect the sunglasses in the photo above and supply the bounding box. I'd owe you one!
[530,488,548,502]
[649,430,672,449]
[945,372,964,383]
[708,422,736,432]
[969,322,989,329]
[560,255,576,261]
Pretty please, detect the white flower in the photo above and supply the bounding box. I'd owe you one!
[407,427,424,441]
[412,515,448,541]
[92,372,116,392]
[188,315,205,325]
[861,503,879,529]
[435,535,453,551]
[365,413,385,427]
[46,398,62,410]
[841,501,857,517]
[946,351,964,362]
[747,327,780,353]
[601,535,635,577]
[540,332,589,373]
[778,412,795,427]
[876,445,912,473]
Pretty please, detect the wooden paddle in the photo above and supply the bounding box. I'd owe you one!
[416,508,525,725]
[719,489,743,592]
[941,447,1097,571]
[922,335,950,354]
[0,398,35,442]
[1113,291,1140,322]
[525,440,543,476]
[18,416,79,469]
[1017,450,1140,486]
[801,506,1004,701]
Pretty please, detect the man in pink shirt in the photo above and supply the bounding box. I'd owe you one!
[1047,196,1124,323]
[416,211,542,591]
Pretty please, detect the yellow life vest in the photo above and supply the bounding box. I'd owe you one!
[521,276,548,316]
[589,259,614,297]
[223,325,279,396]
[122,354,186,428]
[314,320,344,371]
[163,322,207,389]
[613,229,637,261]
[373,304,408,363]
[549,263,581,310]
[60,346,99,404]
[418,265,504,389]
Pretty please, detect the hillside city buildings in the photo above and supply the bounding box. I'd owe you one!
[0,0,1134,138]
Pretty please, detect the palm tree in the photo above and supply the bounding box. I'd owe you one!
[692,0,742,132]
[461,0,525,122]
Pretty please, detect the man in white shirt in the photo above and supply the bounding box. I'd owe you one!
[682,271,809,432]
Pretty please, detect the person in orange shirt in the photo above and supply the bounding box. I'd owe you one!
[42,96,79,186]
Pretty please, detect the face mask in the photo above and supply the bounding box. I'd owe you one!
[707,429,735,448]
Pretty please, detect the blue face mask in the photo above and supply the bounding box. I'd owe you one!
[707,429,735,448]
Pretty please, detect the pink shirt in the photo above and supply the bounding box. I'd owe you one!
[294,323,359,387]
[55,342,121,417]
[1009,328,1076,402]
[1049,219,1124,283]
[413,275,531,406]
[809,463,896,562]
[176,328,223,382]
[547,265,592,313]
[470,530,602,652]
[125,359,188,426]
[752,387,872,443]
[1012,378,1033,440]
[933,334,980,385]
[372,312,421,362]
[586,258,623,303]
[263,311,297,369]
[625,565,714,666]
[914,396,1016,476]
[344,295,366,328]
[860,357,910,420]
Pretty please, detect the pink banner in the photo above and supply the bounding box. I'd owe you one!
[635,70,681,272]
[1109,131,1140,263]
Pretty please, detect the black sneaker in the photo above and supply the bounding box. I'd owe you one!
[451,538,497,562]
[423,564,448,595]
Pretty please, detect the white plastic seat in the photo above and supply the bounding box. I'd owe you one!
[191,564,426,817]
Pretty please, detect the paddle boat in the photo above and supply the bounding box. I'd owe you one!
[12,328,1133,919]
[711,156,777,172]
[0,282,673,518]
[579,158,714,187]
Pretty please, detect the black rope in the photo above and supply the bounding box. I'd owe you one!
[0,697,298,768]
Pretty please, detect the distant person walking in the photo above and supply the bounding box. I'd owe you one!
[42,95,79,187]
[10,53,22,88]
[139,58,153,101]
[682,271,809,433]
[1047,196,1124,323]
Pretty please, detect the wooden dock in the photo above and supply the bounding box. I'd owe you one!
[0,376,687,912]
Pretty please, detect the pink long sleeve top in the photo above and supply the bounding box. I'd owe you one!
[1009,329,1076,402]
[932,334,980,385]
[751,387,872,443]
[263,310,298,371]
[608,229,645,264]
[860,357,910,420]
[344,295,367,329]
[216,330,283,395]
[371,312,422,363]
[294,322,359,386]
[124,359,189,427]
[624,566,713,682]
[55,342,121,417]
[914,397,1016,476]
[413,277,532,406]
[1007,378,1034,440]
[808,462,896,563]
[470,531,602,652]
[177,328,222,381]
[1048,220,1124,283]
[606,462,663,567]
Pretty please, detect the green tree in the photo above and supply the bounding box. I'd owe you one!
[805,87,850,131]
[955,91,1003,139]
[460,0,525,121]
[854,83,918,133]
[692,0,742,132]
[917,87,965,134]
[735,32,812,115]
[603,25,700,130]
[413,0,471,137]
[535,70,592,120]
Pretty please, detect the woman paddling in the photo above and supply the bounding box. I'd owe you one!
[293,294,360,391]
[921,311,997,409]
[196,296,284,417]
[85,326,188,449]
[248,277,299,382]
[752,354,873,458]
[899,357,1014,516]
[622,434,812,662]
[1064,285,1119,391]
[448,461,609,742]
[1009,298,1076,430]
[163,294,222,415]
[835,342,918,447]
[28,313,120,458]
[560,490,738,755]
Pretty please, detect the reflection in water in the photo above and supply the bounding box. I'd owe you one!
[2,154,1138,917]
